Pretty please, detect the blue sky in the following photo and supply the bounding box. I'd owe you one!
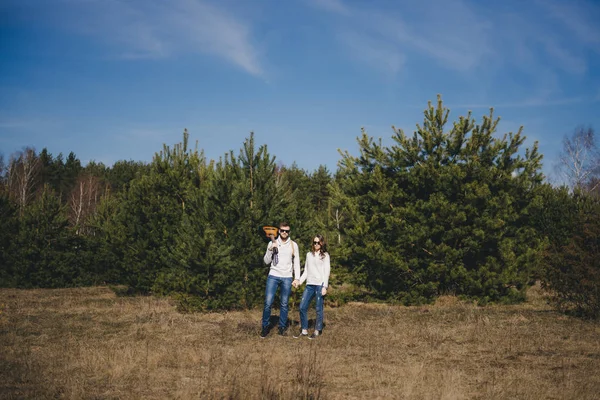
[1,0,599,182]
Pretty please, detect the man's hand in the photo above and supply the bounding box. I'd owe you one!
[321,287,327,296]
[292,280,299,288]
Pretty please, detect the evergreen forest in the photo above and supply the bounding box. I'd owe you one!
[1,97,599,318]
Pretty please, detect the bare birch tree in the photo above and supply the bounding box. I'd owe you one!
[7,148,41,215]
[556,126,600,192]
[69,173,102,234]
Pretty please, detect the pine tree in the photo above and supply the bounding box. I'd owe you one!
[9,186,84,287]
[332,96,545,304]
[153,132,300,309]
[105,160,150,193]
[108,130,202,292]
[538,186,600,318]
[214,133,296,308]
[0,193,19,287]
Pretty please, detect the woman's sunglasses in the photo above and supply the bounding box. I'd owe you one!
[313,241,321,245]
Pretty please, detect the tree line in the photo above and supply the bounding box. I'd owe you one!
[1,96,598,318]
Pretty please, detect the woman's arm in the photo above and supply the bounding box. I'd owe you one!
[298,252,310,284]
[322,253,331,288]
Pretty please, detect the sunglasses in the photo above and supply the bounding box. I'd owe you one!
[280,229,290,233]
[313,241,321,245]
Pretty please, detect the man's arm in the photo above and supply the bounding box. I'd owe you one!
[263,243,274,265]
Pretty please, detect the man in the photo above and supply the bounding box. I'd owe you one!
[261,222,301,338]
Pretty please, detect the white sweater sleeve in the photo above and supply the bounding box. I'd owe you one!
[263,242,273,265]
[322,253,331,288]
[293,242,301,280]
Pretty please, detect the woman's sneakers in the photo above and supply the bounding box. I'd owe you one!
[308,330,321,339]
[293,329,321,339]
[293,329,309,339]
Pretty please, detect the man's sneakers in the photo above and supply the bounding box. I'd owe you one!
[260,327,269,339]
[308,330,321,340]
[293,330,309,339]
[261,326,287,338]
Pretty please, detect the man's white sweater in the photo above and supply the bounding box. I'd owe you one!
[264,238,301,279]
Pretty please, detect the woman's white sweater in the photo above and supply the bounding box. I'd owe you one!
[299,251,330,288]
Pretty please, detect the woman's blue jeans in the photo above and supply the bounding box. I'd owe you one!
[299,284,324,331]
[262,275,293,329]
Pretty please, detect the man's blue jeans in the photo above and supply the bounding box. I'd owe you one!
[299,284,324,331]
[262,275,293,329]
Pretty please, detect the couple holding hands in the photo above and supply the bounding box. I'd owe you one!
[261,222,330,340]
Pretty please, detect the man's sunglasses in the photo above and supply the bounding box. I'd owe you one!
[280,229,290,233]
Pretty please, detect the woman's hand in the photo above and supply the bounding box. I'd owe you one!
[321,287,327,296]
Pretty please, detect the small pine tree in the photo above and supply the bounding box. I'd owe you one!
[541,189,600,318]
[0,193,19,287]
[10,186,83,287]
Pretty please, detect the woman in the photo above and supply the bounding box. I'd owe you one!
[293,234,330,339]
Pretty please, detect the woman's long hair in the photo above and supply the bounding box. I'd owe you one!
[311,234,328,259]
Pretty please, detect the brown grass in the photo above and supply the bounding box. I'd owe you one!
[1,284,599,399]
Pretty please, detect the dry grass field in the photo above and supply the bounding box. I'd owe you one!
[1,284,599,399]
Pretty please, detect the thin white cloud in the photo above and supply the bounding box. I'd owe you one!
[539,0,600,49]
[61,0,263,76]
[309,0,350,16]
[174,0,262,75]
[493,6,590,76]
[0,120,31,129]
[541,39,587,74]
[374,1,492,72]
[337,31,405,76]
[310,0,599,76]
[453,96,586,110]
[0,116,63,132]
[311,0,493,73]
[452,70,588,109]
[310,0,598,106]
[122,127,173,142]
